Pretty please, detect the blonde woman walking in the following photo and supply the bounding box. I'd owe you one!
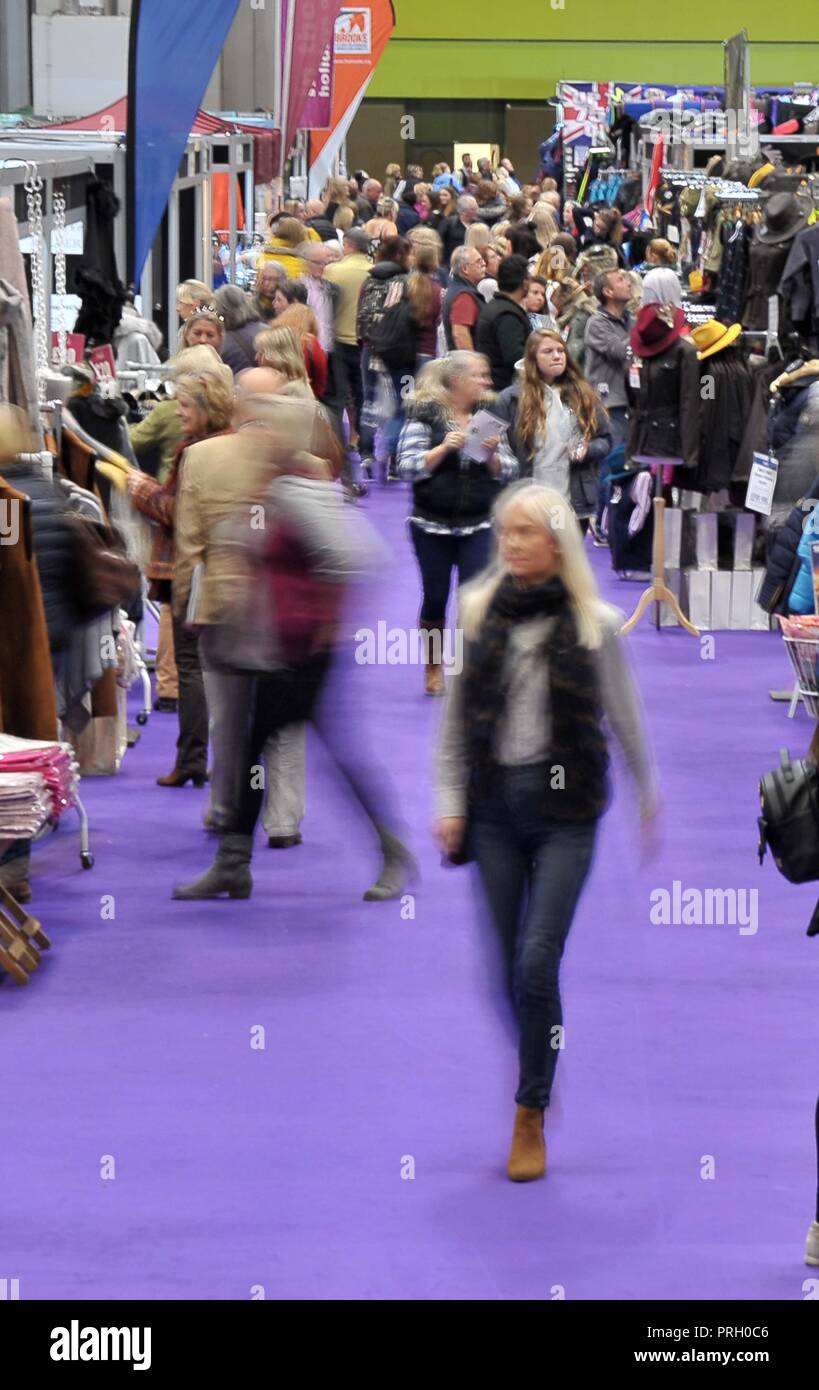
[436,482,658,1180]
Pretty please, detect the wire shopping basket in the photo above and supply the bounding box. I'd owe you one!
[779,615,819,718]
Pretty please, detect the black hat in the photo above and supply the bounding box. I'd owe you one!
[757,192,810,244]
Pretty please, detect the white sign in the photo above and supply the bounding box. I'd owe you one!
[745,451,779,515]
[336,8,372,55]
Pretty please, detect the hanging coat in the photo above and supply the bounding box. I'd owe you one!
[627,337,701,470]
[72,179,127,348]
[0,478,59,741]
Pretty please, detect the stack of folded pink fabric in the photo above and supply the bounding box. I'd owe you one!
[0,735,79,825]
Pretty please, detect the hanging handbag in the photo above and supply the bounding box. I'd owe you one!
[758,748,819,935]
[69,513,141,621]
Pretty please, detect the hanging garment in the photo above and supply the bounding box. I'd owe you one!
[67,391,137,466]
[715,221,751,326]
[0,199,33,323]
[0,456,78,652]
[0,278,43,441]
[609,476,654,573]
[113,307,163,369]
[627,338,701,470]
[778,224,819,346]
[741,237,794,332]
[695,347,757,493]
[71,179,127,348]
[0,479,58,741]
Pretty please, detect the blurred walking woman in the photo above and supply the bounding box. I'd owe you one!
[127,362,234,786]
[436,482,658,1180]
[397,352,518,696]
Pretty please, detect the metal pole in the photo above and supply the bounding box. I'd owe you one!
[112,145,127,284]
[228,138,237,283]
[167,185,179,314]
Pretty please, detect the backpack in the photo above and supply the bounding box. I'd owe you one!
[368,283,417,370]
[357,274,403,343]
[758,748,819,935]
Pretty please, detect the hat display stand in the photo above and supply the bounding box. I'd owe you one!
[620,480,700,638]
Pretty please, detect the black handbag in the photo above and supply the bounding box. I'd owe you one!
[758,749,819,935]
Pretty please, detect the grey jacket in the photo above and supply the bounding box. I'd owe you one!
[0,278,44,442]
[584,307,633,410]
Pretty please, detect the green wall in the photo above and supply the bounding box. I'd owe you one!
[369,2,819,100]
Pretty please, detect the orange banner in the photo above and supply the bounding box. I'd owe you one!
[308,2,395,196]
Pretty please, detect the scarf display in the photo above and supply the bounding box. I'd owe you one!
[461,574,609,821]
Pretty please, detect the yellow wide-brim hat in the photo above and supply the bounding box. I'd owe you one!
[748,163,776,189]
[691,319,742,361]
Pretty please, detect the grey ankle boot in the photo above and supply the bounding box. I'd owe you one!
[172,834,254,900]
[362,830,417,902]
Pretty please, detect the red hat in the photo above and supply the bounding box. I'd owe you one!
[631,303,686,358]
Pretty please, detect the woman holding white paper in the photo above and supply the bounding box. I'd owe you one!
[396,352,519,696]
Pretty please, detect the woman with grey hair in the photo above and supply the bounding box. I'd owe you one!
[215,284,269,376]
[396,351,519,695]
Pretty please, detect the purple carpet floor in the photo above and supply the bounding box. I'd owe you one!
[2,486,816,1301]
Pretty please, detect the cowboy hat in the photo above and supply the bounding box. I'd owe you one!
[631,303,686,359]
[748,162,776,189]
[757,192,810,244]
[691,319,742,361]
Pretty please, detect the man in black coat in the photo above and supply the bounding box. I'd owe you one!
[475,255,532,392]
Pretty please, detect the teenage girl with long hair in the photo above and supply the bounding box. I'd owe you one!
[493,330,612,527]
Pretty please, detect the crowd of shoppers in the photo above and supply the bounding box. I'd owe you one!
[87,149,677,1189]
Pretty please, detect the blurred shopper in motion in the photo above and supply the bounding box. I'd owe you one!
[173,358,340,846]
[116,359,234,787]
[397,352,518,696]
[173,366,414,904]
[436,481,657,1181]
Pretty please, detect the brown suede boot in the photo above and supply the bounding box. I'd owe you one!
[420,619,445,696]
[506,1105,546,1182]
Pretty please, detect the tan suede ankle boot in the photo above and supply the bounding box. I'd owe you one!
[507,1104,546,1182]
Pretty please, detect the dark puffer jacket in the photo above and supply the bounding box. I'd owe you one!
[2,459,77,651]
[758,472,819,615]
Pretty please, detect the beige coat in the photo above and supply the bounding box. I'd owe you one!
[172,384,336,625]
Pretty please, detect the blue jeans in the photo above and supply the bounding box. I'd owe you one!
[472,765,598,1109]
[597,405,629,530]
[409,523,492,624]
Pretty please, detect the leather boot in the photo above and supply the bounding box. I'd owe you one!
[420,618,445,697]
[172,834,253,900]
[363,828,417,901]
[507,1105,546,1182]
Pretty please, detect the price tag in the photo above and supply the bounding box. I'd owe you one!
[745,451,779,515]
